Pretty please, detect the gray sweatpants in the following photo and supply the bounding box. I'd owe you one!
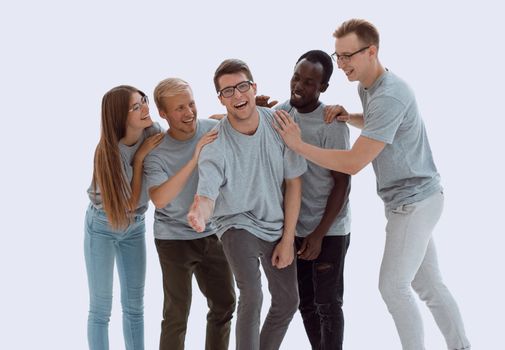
[221,228,299,350]
[379,191,470,350]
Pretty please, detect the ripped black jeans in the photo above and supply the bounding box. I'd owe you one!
[295,234,350,350]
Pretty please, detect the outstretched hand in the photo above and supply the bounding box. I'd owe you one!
[187,195,215,233]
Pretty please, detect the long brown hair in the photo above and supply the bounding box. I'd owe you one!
[92,85,145,229]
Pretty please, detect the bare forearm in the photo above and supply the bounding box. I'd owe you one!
[297,134,386,175]
[348,113,364,129]
[282,177,302,241]
[129,159,144,211]
[294,143,359,175]
[149,157,198,209]
[275,111,382,176]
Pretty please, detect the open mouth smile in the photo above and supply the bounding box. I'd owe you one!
[234,101,248,110]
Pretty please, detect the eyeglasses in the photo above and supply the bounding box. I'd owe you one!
[218,80,253,98]
[129,95,149,113]
[331,46,370,64]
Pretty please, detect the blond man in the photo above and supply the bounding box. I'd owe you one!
[144,78,235,350]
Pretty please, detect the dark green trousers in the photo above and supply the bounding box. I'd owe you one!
[155,235,236,350]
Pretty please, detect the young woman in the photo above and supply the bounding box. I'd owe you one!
[84,85,164,350]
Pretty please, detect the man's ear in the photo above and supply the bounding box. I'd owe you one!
[252,82,257,95]
[320,83,329,93]
[369,45,378,58]
[218,95,225,106]
[159,110,168,121]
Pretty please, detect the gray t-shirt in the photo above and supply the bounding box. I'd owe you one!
[359,70,442,210]
[87,122,163,215]
[276,101,351,237]
[144,119,218,240]
[197,107,307,242]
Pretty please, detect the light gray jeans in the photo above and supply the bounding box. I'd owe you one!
[221,229,299,350]
[379,191,470,350]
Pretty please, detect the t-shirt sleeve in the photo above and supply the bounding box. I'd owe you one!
[143,154,169,191]
[196,144,225,201]
[322,122,350,151]
[361,96,405,144]
[283,146,307,179]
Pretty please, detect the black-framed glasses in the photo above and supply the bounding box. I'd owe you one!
[218,80,253,98]
[129,95,149,112]
[331,46,370,64]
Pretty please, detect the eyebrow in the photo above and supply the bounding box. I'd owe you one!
[176,101,194,109]
[293,73,315,81]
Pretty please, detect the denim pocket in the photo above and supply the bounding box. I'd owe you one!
[92,212,109,225]
[90,213,124,235]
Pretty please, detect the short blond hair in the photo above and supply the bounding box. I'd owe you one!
[333,19,380,49]
[154,78,192,111]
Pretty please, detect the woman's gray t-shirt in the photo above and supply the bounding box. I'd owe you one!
[87,122,163,215]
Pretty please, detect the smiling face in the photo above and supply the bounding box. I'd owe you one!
[159,88,198,141]
[125,91,153,132]
[217,72,258,123]
[335,32,376,85]
[289,58,327,114]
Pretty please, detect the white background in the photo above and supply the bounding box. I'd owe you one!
[1,0,503,349]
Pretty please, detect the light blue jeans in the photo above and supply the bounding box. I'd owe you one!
[84,205,146,350]
[379,192,470,350]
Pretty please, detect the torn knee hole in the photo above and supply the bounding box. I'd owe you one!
[315,263,333,271]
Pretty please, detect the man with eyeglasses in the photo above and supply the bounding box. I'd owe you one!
[274,19,471,350]
[187,58,307,350]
